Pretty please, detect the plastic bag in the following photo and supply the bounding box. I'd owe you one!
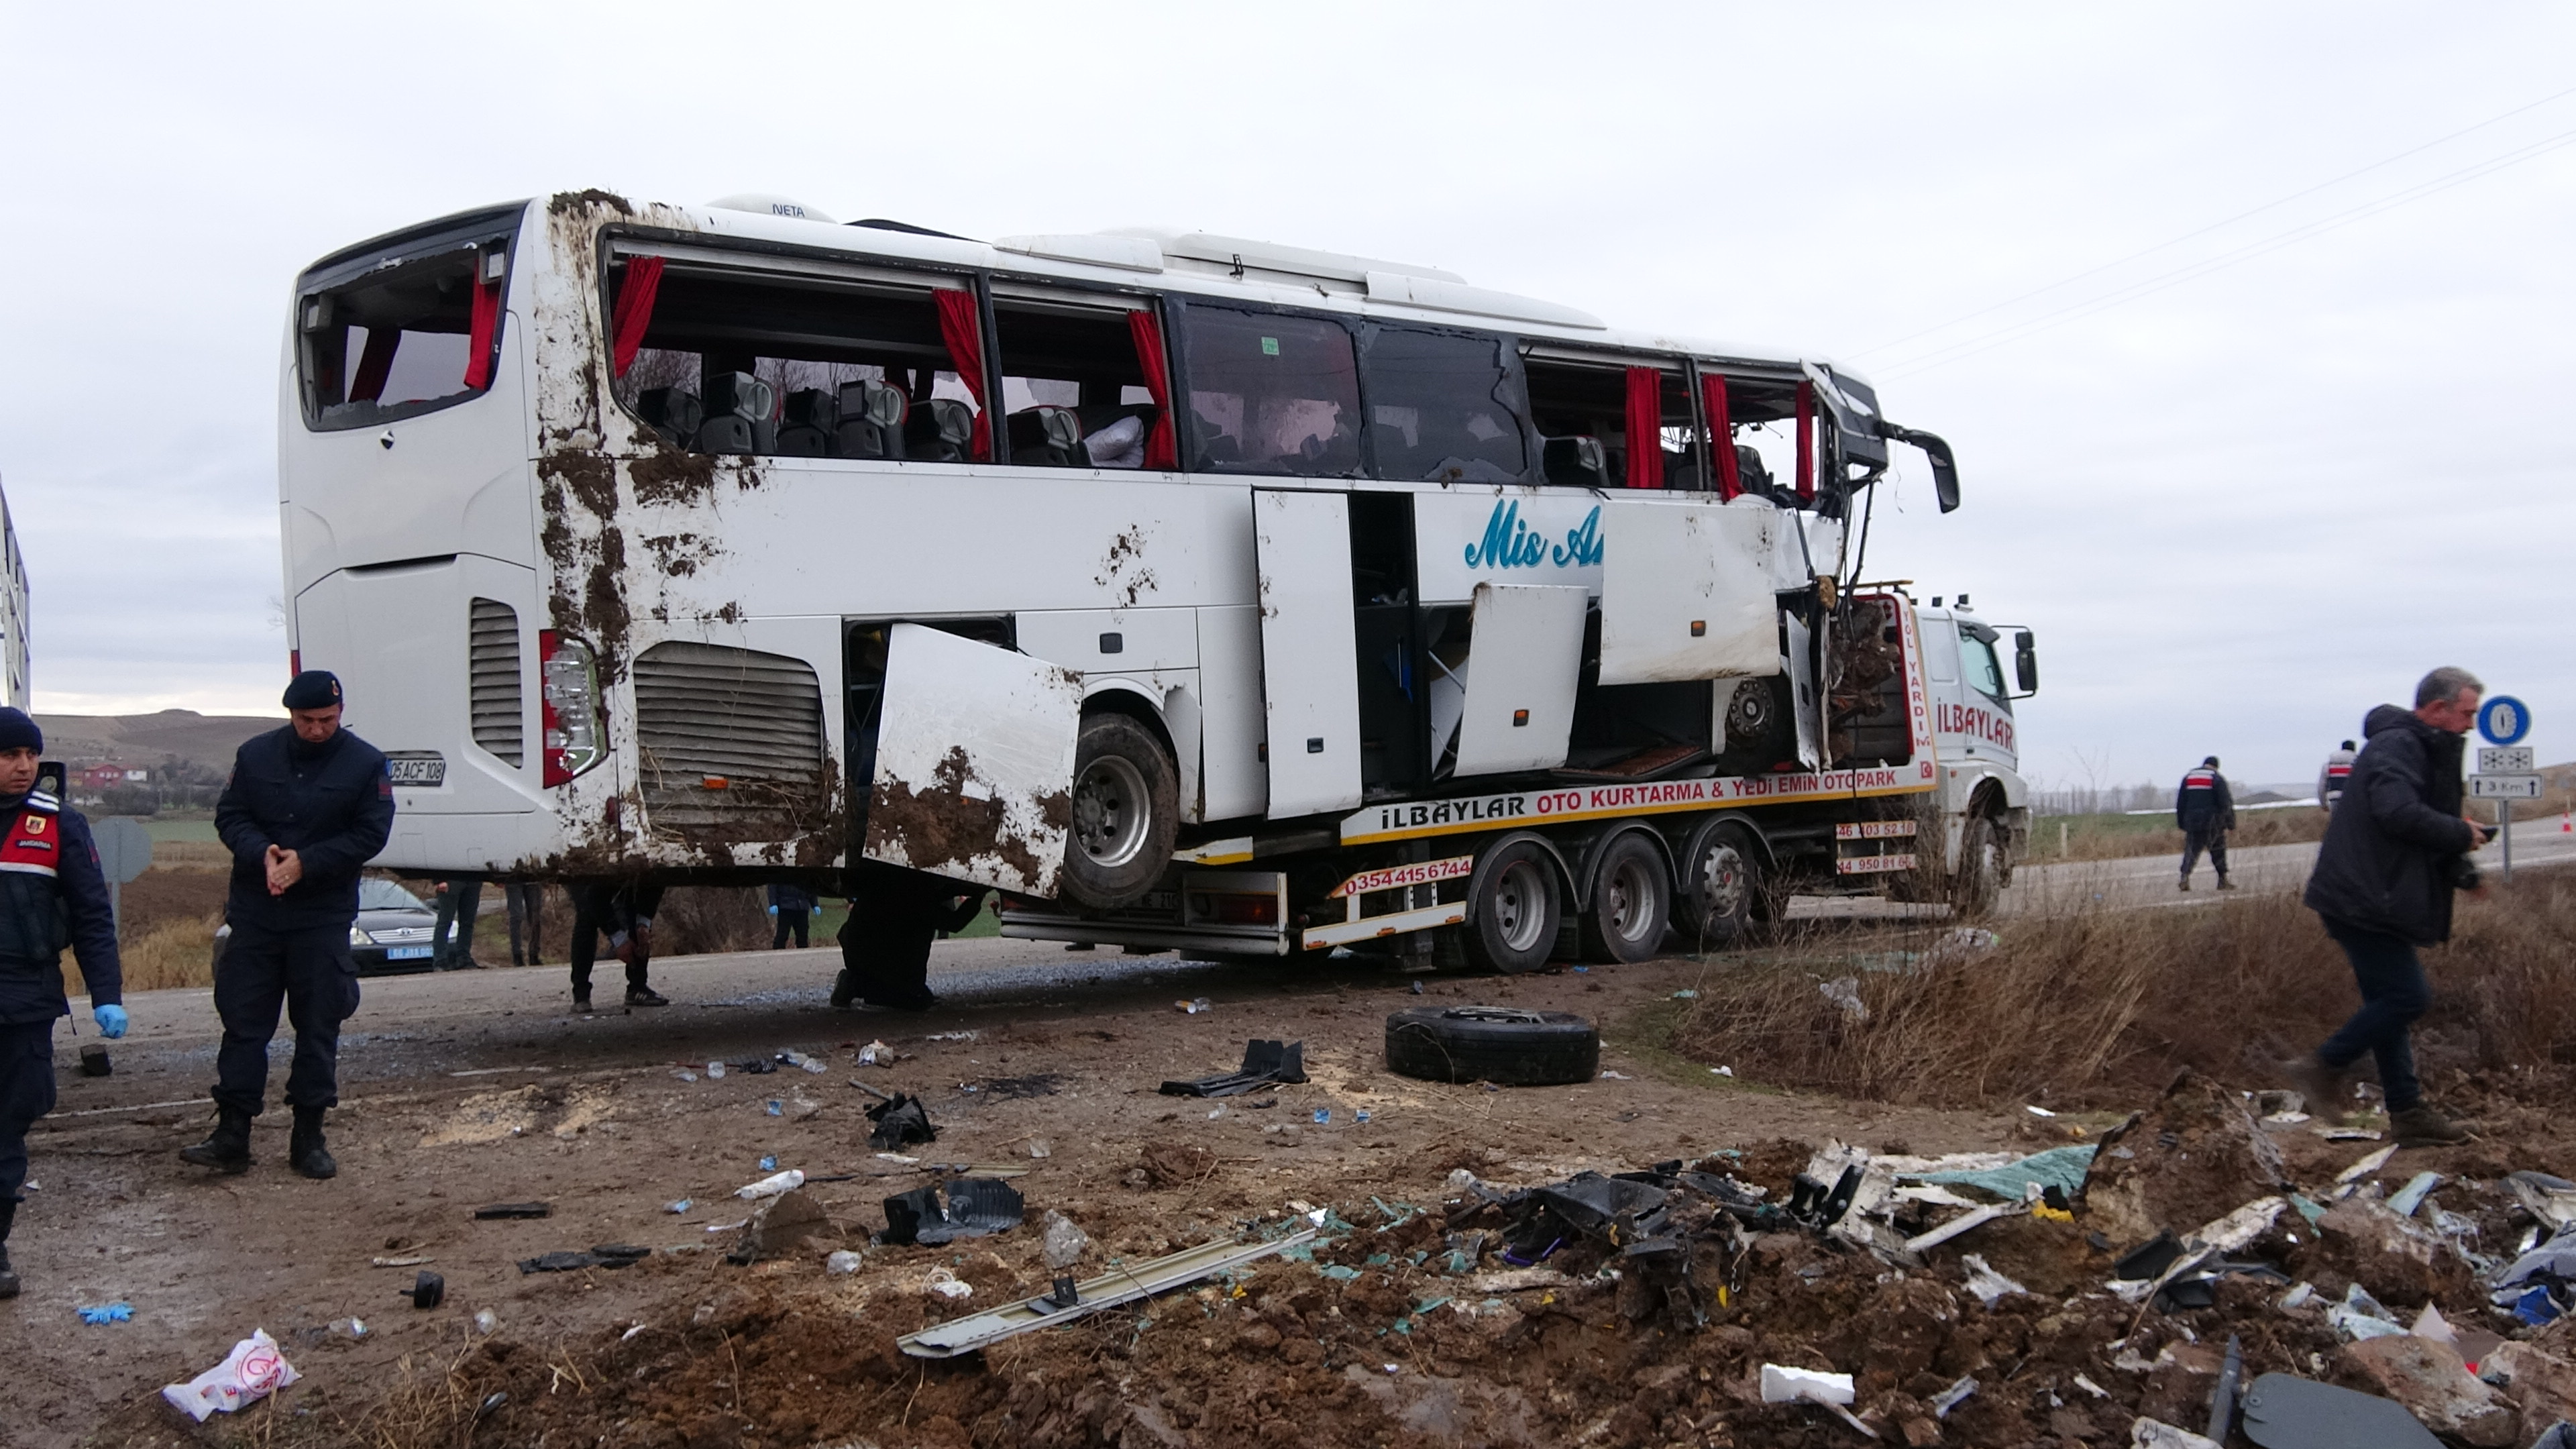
[161,1328,300,1421]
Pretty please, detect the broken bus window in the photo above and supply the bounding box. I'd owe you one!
[1179,306,1362,477]
[296,210,518,431]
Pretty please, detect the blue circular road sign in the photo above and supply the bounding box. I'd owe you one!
[2479,694,2531,746]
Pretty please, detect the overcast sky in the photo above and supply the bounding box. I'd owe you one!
[2,3,2569,792]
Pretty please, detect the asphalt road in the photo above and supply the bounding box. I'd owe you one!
[1997,814,2576,915]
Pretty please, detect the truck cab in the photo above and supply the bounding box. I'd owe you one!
[1913,596,2035,906]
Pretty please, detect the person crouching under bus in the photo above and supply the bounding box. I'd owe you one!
[183,672,393,1181]
[0,710,123,1298]
[832,863,985,1012]
[567,880,667,1011]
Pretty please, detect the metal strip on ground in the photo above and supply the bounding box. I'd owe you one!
[898,1228,1317,1358]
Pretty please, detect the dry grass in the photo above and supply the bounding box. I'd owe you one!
[2033,808,2330,863]
[1668,867,2576,1109]
[117,908,224,993]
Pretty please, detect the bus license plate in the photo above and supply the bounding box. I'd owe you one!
[385,946,435,960]
[386,753,447,787]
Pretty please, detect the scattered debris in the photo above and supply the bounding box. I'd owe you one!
[924,1030,979,1042]
[77,1302,132,1324]
[472,1201,551,1220]
[1960,1253,2027,1306]
[370,1254,433,1268]
[865,1093,936,1151]
[735,1169,805,1200]
[2129,1419,2220,1449]
[406,1271,444,1309]
[2335,1144,2398,1185]
[1177,997,1211,1014]
[663,1198,692,1215]
[518,1244,648,1274]
[879,1177,1024,1247]
[729,1189,837,1265]
[2240,1373,2446,1448]
[2077,1070,2289,1249]
[825,1249,862,1275]
[1159,1039,1308,1097]
[161,1329,301,1422]
[856,1040,894,1067]
[898,1228,1317,1357]
[2340,1333,2516,1445]
[1930,1376,1977,1418]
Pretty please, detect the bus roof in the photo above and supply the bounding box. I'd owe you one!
[317,193,1864,388]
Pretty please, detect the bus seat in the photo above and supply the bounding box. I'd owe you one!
[636,388,704,447]
[1006,405,1084,466]
[906,398,975,461]
[1734,444,1781,500]
[698,372,776,455]
[776,388,838,458]
[1542,435,1609,488]
[835,380,906,459]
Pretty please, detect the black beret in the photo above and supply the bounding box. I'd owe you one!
[282,670,344,710]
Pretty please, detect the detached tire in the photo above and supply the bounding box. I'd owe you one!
[1385,1006,1600,1086]
[1059,713,1179,911]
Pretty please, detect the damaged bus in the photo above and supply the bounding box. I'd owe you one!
[279,190,2032,973]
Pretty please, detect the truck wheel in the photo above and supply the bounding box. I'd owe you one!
[1385,1006,1599,1085]
[1059,713,1179,911]
[1673,820,1768,949]
[1951,815,2002,920]
[1579,833,1672,964]
[1460,838,1561,975]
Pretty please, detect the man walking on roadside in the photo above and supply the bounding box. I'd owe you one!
[182,672,393,1180]
[2176,755,2237,891]
[0,710,123,1298]
[2288,667,2495,1147]
[2318,740,2358,813]
[768,881,817,949]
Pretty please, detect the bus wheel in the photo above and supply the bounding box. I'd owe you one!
[1579,834,1672,964]
[1951,815,2002,920]
[1059,714,1179,910]
[1673,821,1766,949]
[1461,838,1561,975]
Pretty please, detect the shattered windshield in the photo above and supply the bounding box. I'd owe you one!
[296,209,519,431]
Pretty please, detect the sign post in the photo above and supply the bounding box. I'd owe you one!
[91,817,153,929]
[2475,697,2535,882]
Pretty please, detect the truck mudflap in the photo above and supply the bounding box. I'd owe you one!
[863,623,1081,896]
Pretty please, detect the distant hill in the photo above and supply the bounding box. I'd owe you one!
[37,710,281,773]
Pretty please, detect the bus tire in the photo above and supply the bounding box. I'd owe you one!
[1460,837,1561,975]
[1951,814,2002,920]
[1385,1006,1599,1086]
[1673,820,1767,949]
[1579,833,1672,964]
[1059,713,1179,911]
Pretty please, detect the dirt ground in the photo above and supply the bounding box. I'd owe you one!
[13,920,2575,1446]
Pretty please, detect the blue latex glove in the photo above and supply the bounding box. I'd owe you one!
[93,1004,127,1039]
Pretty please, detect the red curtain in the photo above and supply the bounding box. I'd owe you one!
[610,257,665,378]
[1624,367,1662,489]
[1126,309,1179,470]
[1701,373,1741,500]
[1794,379,1816,502]
[349,327,399,403]
[932,288,993,461]
[463,270,502,390]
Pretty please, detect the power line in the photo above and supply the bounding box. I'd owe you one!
[1876,122,2576,380]
[1849,83,2576,363]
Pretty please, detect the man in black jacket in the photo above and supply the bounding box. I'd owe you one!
[2289,667,2494,1146]
[832,863,985,1012]
[0,709,123,1299]
[182,672,394,1179]
[2176,755,2237,891]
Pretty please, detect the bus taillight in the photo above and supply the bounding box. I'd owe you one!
[539,630,604,787]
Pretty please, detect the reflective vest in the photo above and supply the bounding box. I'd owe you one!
[0,793,72,963]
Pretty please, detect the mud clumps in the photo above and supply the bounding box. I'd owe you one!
[539,449,619,523]
[2078,1067,2288,1248]
[866,745,1066,892]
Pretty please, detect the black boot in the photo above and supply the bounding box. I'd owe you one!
[290,1106,337,1181]
[179,1105,254,1173]
[0,1198,19,1299]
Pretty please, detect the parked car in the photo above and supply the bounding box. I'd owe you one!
[212,877,445,975]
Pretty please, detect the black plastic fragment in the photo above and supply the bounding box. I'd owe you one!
[1159,1040,1309,1097]
[866,1093,937,1150]
[2113,1229,2182,1281]
[2240,1373,2443,1449]
[518,1250,602,1273]
[880,1177,1024,1246]
[408,1271,445,1309]
[475,1201,551,1220]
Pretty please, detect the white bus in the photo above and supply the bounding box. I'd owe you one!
[280,190,2015,971]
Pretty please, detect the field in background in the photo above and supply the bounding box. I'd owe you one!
[2029,806,2330,863]
[1667,863,2576,1109]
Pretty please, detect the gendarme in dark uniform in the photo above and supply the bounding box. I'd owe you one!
[0,708,123,1299]
[182,671,392,1180]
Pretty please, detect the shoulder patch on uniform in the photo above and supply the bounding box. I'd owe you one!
[26,790,60,814]
[378,774,394,798]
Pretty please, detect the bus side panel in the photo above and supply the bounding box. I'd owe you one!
[1252,491,1363,819]
[862,623,1081,896]
[1196,604,1268,821]
[1596,500,1778,686]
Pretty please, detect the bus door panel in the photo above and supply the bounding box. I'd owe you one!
[1595,500,1778,686]
[1447,583,1587,777]
[861,622,1083,896]
[1194,604,1269,820]
[1783,612,1822,771]
[1252,490,1364,818]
